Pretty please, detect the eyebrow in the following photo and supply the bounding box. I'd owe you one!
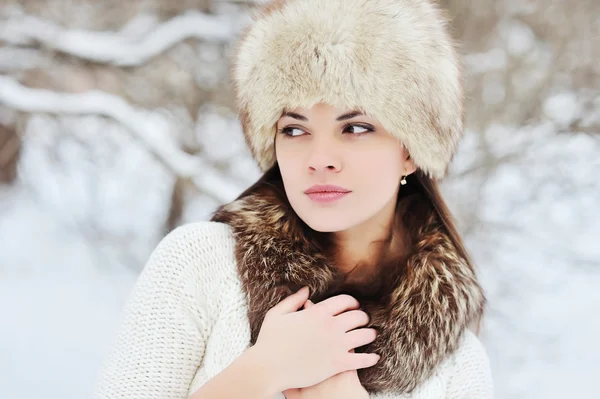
[281,111,364,122]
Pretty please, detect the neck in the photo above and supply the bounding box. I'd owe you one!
[333,197,405,285]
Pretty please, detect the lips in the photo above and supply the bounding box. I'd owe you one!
[304,184,351,194]
[304,185,351,203]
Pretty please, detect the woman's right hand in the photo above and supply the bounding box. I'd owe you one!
[253,286,380,392]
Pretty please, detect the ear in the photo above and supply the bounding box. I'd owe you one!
[404,152,417,176]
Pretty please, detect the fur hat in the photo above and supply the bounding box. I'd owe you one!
[230,0,464,180]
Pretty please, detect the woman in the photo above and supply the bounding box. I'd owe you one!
[94,0,493,398]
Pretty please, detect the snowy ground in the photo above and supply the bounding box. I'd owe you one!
[0,108,598,399]
[0,187,138,398]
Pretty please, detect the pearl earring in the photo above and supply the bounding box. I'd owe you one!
[401,175,407,185]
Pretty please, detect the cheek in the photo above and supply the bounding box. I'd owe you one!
[351,145,404,188]
[275,140,289,165]
[275,140,300,186]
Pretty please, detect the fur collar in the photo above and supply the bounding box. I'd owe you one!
[211,183,484,394]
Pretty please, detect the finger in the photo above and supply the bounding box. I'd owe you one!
[314,294,360,316]
[334,310,370,332]
[344,328,378,350]
[344,352,381,371]
[302,299,314,310]
[269,286,310,315]
[283,388,301,399]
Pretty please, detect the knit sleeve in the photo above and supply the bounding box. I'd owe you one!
[445,331,494,399]
[93,223,225,399]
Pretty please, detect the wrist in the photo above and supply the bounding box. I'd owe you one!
[353,387,369,399]
[244,344,285,396]
[354,379,369,399]
[350,382,369,399]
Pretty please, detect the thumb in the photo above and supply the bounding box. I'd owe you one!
[283,388,302,399]
[270,286,310,315]
[303,299,314,309]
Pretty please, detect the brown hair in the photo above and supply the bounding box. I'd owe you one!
[400,170,474,269]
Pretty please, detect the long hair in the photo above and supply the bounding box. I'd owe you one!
[399,171,474,270]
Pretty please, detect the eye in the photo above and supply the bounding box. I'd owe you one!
[344,124,374,135]
[278,126,306,137]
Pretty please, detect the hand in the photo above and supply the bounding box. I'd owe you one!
[283,369,368,399]
[283,300,371,399]
[253,287,380,393]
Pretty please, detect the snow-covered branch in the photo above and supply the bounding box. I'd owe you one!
[0,11,238,67]
[0,75,242,202]
[0,75,198,175]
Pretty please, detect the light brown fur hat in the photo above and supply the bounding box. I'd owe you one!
[231,0,463,180]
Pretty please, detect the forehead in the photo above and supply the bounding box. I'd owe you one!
[279,103,368,119]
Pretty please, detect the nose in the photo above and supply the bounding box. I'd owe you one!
[307,135,342,173]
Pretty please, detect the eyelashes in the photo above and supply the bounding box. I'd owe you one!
[277,124,375,138]
[276,126,302,137]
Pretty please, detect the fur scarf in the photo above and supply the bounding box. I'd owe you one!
[211,181,484,394]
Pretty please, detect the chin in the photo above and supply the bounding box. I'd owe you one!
[297,211,358,233]
[288,196,369,233]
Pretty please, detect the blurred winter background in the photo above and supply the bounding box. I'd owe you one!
[0,0,598,398]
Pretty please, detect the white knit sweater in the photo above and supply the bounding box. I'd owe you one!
[93,222,494,399]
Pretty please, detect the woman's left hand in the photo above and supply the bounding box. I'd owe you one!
[283,300,370,399]
[283,369,368,399]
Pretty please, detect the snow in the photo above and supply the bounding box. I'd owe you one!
[0,47,46,72]
[0,11,238,66]
[499,19,537,57]
[543,92,582,127]
[0,185,139,398]
[0,111,177,398]
[466,125,600,399]
[464,48,507,75]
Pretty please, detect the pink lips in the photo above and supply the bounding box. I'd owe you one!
[304,184,351,203]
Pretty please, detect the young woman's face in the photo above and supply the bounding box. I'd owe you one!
[275,102,416,232]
